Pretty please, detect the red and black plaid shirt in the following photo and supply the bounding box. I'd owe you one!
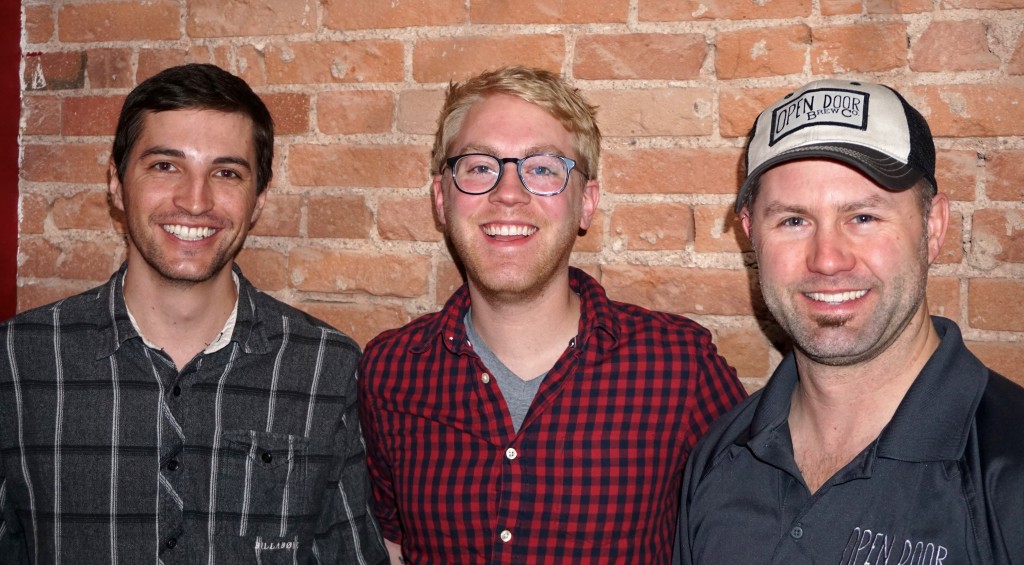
[358,268,745,564]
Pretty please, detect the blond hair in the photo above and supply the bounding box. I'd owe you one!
[430,66,601,180]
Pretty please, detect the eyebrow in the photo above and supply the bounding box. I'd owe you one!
[760,194,890,217]
[137,146,253,171]
[460,144,568,157]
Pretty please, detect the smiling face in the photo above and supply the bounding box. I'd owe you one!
[109,108,266,289]
[434,93,599,303]
[742,159,947,367]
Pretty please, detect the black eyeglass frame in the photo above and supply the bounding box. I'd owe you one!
[443,153,579,196]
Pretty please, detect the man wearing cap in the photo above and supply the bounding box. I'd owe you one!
[674,79,1024,564]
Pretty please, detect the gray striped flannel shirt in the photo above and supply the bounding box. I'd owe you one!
[0,263,388,564]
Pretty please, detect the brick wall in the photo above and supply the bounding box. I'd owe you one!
[18,0,1024,390]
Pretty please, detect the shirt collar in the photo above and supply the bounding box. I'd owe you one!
[744,316,988,463]
[409,267,620,355]
[96,262,270,359]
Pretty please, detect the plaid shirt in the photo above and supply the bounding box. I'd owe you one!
[0,264,387,565]
[359,268,746,564]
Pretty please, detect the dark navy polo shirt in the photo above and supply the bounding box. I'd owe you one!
[675,317,1024,565]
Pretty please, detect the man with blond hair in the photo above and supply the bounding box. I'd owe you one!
[359,66,746,564]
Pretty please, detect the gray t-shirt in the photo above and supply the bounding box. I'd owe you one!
[464,311,546,433]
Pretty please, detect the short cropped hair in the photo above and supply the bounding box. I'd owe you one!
[111,63,275,195]
[430,66,601,181]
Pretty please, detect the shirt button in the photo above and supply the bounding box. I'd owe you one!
[505,448,518,460]
[791,525,804,540]
[167,459,179,471]
[172,385,181,397]
[262,451,273,464]
[166,538,177,549]
[481,373,491,384]
[499,529,512,543]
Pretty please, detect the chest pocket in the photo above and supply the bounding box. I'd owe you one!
[216,429,310,538]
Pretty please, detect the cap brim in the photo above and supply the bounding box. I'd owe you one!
[735,143,926,213]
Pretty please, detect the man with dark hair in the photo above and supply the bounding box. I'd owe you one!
[675,79,1024,564]
[0,64,387,564]
[359,66,746,564]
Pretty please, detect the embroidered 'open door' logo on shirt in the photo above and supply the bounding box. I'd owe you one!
[770,88,870,146]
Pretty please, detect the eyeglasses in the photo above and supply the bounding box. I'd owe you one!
[444,153,578,196]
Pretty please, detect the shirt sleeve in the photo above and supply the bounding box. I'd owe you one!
[311,355,388,565]
[356,354,403,545]
[685,332,747,455]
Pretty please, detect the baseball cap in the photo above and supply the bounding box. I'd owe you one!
[735,79,936,213]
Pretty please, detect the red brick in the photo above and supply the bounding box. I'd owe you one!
[911,21,999,72]
[715,25,810,80]
[317,91,394,135]
[811,22,908,73]
[265,41,404,85]
[971,209,1024,266]
[263,92,310,135]
[324,0,463,30]
[968,278,1024,331]
[694,204,750,253]
[1010,37,1024,75]
[25,5,55,44]
[290,248,430,298]
[985,150,1024,201]
[940,0,1024,7]
[288,145,430,189]
[236,45,269,87]
[413,36,564,83]
[86,48,134,89]
[715,325,773,379]
[17,280,97,312]
[820,0,862,14]
[18,237,61,278]
[966,341,1024,386]
[52,190,114,231]
[62,95,124,136]
[472,0,627,23]
[602,148,743,195]
[865,0,932,12]
[187,0,316,37]
[397,89,446,135]
[720,86,791,138]
[601,265,760,316]
[575,34,706,80]
[586,88,713,137]
[21,143,109,184]
[20,193,49,235]
[927,276,961,325]
[936,210,964,265]
[250,193,301,237]
[137,49,189,83]
[57,240,119,282]
[911,85,1024,137]
[24,52,85,91]
[378,196,444,242]
[22,95,62,136]
[936,150,980,202]
[59,2,180,42]
[435,259,465,305]
[639,0,811,21]
[235,247,289,291]
[609,203,692,251]
[298,301,412,347]
[574,208,606,254]
[307,195,374,239]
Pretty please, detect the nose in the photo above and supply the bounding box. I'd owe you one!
[807,225,855,275]
[173,172,214,215]
[487,161,531,206]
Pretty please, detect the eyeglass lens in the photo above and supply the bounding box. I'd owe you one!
[453,154,569,195]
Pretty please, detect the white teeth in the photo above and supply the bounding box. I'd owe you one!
[806,290,868,304]
[162,224,216,241]
[483,224,537,237]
